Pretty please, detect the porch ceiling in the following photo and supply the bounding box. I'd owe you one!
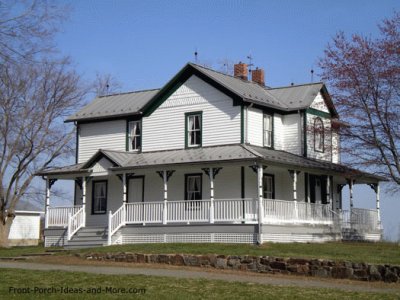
[36,144,386,183]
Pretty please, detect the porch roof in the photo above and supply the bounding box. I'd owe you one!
[37,144,386,183]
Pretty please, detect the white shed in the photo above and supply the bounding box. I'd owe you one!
[8,210,43,246]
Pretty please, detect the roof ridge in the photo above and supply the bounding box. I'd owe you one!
[268,82,324,90]
[98,88,160,98]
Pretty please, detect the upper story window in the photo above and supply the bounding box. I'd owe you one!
[314,117,324,152]
[186,112,202,148]
[263,114,273,148]
[128,121,141,151]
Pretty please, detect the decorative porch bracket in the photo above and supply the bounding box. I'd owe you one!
[75,178,82,190]
[156,170,175,225]
[201,167,222,178]
[156,170,175,181]
[337,184,346,193]
[346,179,355,209]
[49,178,58,189]
[249,164,267,174]
[116,173,135,182]
[368,183,381,227]
[367,183,378,193]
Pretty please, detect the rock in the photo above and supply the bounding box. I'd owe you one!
[384,270,399,283]
[216,257,227,269]
[331,267,353,279]
[311,269,329,277]
[287,258,309,265]
[135,254,145,263]
[184,255,200,266]
[227,258,241,269]
[270,261,287,270]
[353,269,368,280]
[170,254,184,266]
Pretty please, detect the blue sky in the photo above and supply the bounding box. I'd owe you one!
[54,0,400,240]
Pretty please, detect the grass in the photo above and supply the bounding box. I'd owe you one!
[1,241,399,265]
[68,242,400,265]
[0,268,398,299]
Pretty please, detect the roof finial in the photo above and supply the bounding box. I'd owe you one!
[247,53,254,74]
[311,68,314,83]
[194,48,198,64]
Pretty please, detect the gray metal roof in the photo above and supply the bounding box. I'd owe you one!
[66,63,334,123]
[66,89,159,122]
[267,83,324,110]
[38,145,385,182]
[36,163,89,176]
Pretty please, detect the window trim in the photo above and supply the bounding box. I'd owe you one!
[128,120,142,152]
[263,173,275,199]
[184,173,203,201]
[263,113,273,148]
[314,117,325,153]
[185,111,203,149]
[91,180,108,215]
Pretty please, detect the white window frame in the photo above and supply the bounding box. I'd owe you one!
[186,113,202,148]
[92,181,107,214]
[128,120,141,151]
[314,117,324,153]
[263,174,274,199]
[263,114,273,148]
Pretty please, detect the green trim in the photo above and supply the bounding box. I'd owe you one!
[125,120,129,151]
[314,117,325,153]
[185,111,203,149]
[240,105,244,143]
[142,64,243,117]
[303,110,307,157]
[75,124,79,163]
[306,108,331,119]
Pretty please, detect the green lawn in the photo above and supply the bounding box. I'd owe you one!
[0,268,398,299]
[1,242,399,265]
[69,242,400,265]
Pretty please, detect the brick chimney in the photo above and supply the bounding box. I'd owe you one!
[234,62,248,80]
[252,67,265,86]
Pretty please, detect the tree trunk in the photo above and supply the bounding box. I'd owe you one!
[0,218,13,248]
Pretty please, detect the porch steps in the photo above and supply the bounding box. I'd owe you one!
[341,228,363,241]
[64,226,108,249]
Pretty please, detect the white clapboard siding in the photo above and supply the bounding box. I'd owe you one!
[247,107,263,147]
[306,114,332,161]
[310,92,329,113]
[8,214,41,240]
[282,113,301,155]
[78,120,126,163]
[273,113,284,150]
[92,157,114,174]
[142,75,240,152]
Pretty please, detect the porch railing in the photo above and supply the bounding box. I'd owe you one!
[67,206,85,240]
[342,208,380,232]
[47,206,82,227]
[263,199,334,225]
[214,198,257,222]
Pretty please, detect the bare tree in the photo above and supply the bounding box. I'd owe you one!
[319,12,400,186]
[0,1,67,64]
[0,58,86,246]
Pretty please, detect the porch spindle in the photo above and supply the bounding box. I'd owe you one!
[293,171,297,201]
[257,164,264,244]
[82,177,87,227]
[163,170,168,225]
[209,167,214,224]
[376,182,381,227]
[45,178,50,228]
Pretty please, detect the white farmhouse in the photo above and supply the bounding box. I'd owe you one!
[37,62,385,248]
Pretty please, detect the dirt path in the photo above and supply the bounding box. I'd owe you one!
[1,260,399,295]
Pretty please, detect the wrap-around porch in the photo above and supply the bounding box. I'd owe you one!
[43,161,383,246]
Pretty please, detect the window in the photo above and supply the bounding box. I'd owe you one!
[128,121,141,151]
[314,117,324,152]
[186,112,202,148]
[185,174,202,200]
[263,114,273,147]
[263,174,274,199]
[92,181,107,214]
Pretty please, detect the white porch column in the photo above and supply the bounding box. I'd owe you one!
[163,170,168,225]
[209,167,214,224]
[376,182,381,227]
[349,179,354,209]
[257,163,264,244]
[82,177,87,227]
[45,178,50,228]
[293,171,297,201]
[122,173,127,204]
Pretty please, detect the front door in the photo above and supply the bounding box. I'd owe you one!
[128,176,144,203]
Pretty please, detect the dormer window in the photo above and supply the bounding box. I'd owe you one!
[128,121,141,151]
[314,117,324,152]
[263,114,273,148]
[185,112,202,148]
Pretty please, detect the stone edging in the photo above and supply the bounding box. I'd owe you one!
[82,252,399,283]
